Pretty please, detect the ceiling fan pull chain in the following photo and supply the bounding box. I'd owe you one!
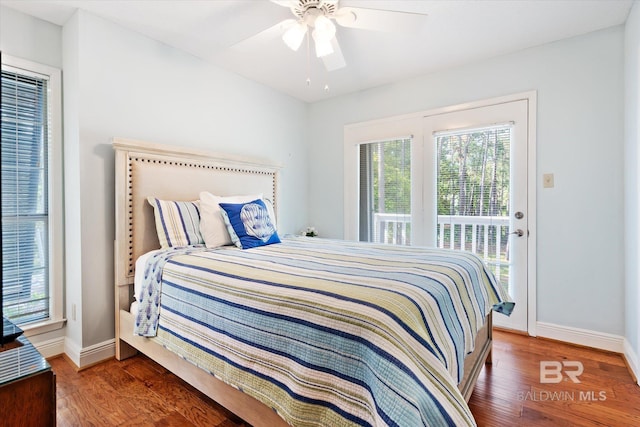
[323,61,330,92]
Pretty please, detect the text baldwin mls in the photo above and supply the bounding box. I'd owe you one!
[517,390,607,402]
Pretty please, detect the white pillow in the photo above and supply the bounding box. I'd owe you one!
[199,191,262,248]
[262,197,277,230]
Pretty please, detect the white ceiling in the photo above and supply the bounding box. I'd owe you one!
[1,0,634,103]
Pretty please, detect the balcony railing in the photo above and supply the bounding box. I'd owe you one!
[437,215,509,258]
[372,213,510,281]
[372,213,412,245]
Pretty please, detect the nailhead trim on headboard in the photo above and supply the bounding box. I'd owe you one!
[123,152,278,277]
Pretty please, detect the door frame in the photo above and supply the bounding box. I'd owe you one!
[344,91,537,336]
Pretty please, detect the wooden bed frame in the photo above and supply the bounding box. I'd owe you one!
[113,137,492,426]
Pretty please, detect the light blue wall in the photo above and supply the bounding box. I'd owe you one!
[624,2,640,363]
[0,6,62,68]
[307,26,626,336]
[61,10,309,348]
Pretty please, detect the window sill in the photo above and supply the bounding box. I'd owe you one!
[21,318,67,337]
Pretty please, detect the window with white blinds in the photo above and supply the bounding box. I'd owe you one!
[359,138,411,245]
[435,125,511,218]
[435,125,512,284]
[1,66,51,325]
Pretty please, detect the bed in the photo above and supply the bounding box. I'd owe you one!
[113,138,513,427]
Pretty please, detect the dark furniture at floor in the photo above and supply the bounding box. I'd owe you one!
[0,334,56,427]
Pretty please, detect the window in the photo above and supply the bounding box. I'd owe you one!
[359,138,411,245]
[435,125,512,284]
[1,54,63,329]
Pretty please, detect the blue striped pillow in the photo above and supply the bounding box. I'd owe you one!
[147,197,204,248]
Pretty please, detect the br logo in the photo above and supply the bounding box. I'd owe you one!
[539,361,583,383]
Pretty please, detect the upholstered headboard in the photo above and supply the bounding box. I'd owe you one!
[112,138,280,290]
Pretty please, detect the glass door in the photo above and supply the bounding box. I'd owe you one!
[435,124,512,288]
[423,100,529,332]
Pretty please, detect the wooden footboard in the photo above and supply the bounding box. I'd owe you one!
[459,314,492,401]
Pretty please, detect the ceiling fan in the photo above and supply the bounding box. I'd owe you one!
[242,0,429,72]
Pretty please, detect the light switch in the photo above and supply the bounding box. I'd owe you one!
[543,173,554,188]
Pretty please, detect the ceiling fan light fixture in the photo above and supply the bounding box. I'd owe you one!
[312,30,334,57]
[282,21,307,51]
[313,14,336,40]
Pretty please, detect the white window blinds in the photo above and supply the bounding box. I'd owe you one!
[436,125,511,218]
[1,69,50,325]
[359,137,411,245]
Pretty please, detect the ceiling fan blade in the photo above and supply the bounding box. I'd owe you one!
[335,6,428,33]
[322,37,346,71]
[229,18,297,52]
[270,0,298,8]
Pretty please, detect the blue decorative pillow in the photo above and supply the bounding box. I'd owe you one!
[219,199,280,249]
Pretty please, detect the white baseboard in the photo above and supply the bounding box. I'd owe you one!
[623,338,640,385]
[31,336,66,359]
[536,321,640,385]
[536,321,624,353]
[63,338,115,369]
[63,338,82,367]
[79,339,115,368]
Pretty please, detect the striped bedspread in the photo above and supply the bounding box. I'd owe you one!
[135,237,513,427]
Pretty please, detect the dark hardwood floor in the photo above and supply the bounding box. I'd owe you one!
[469,330,640,426]
[50,330,640,426]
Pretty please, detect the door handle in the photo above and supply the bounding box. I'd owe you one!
[510,229,524,237]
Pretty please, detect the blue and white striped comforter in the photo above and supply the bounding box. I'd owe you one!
[135,237,513,427]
